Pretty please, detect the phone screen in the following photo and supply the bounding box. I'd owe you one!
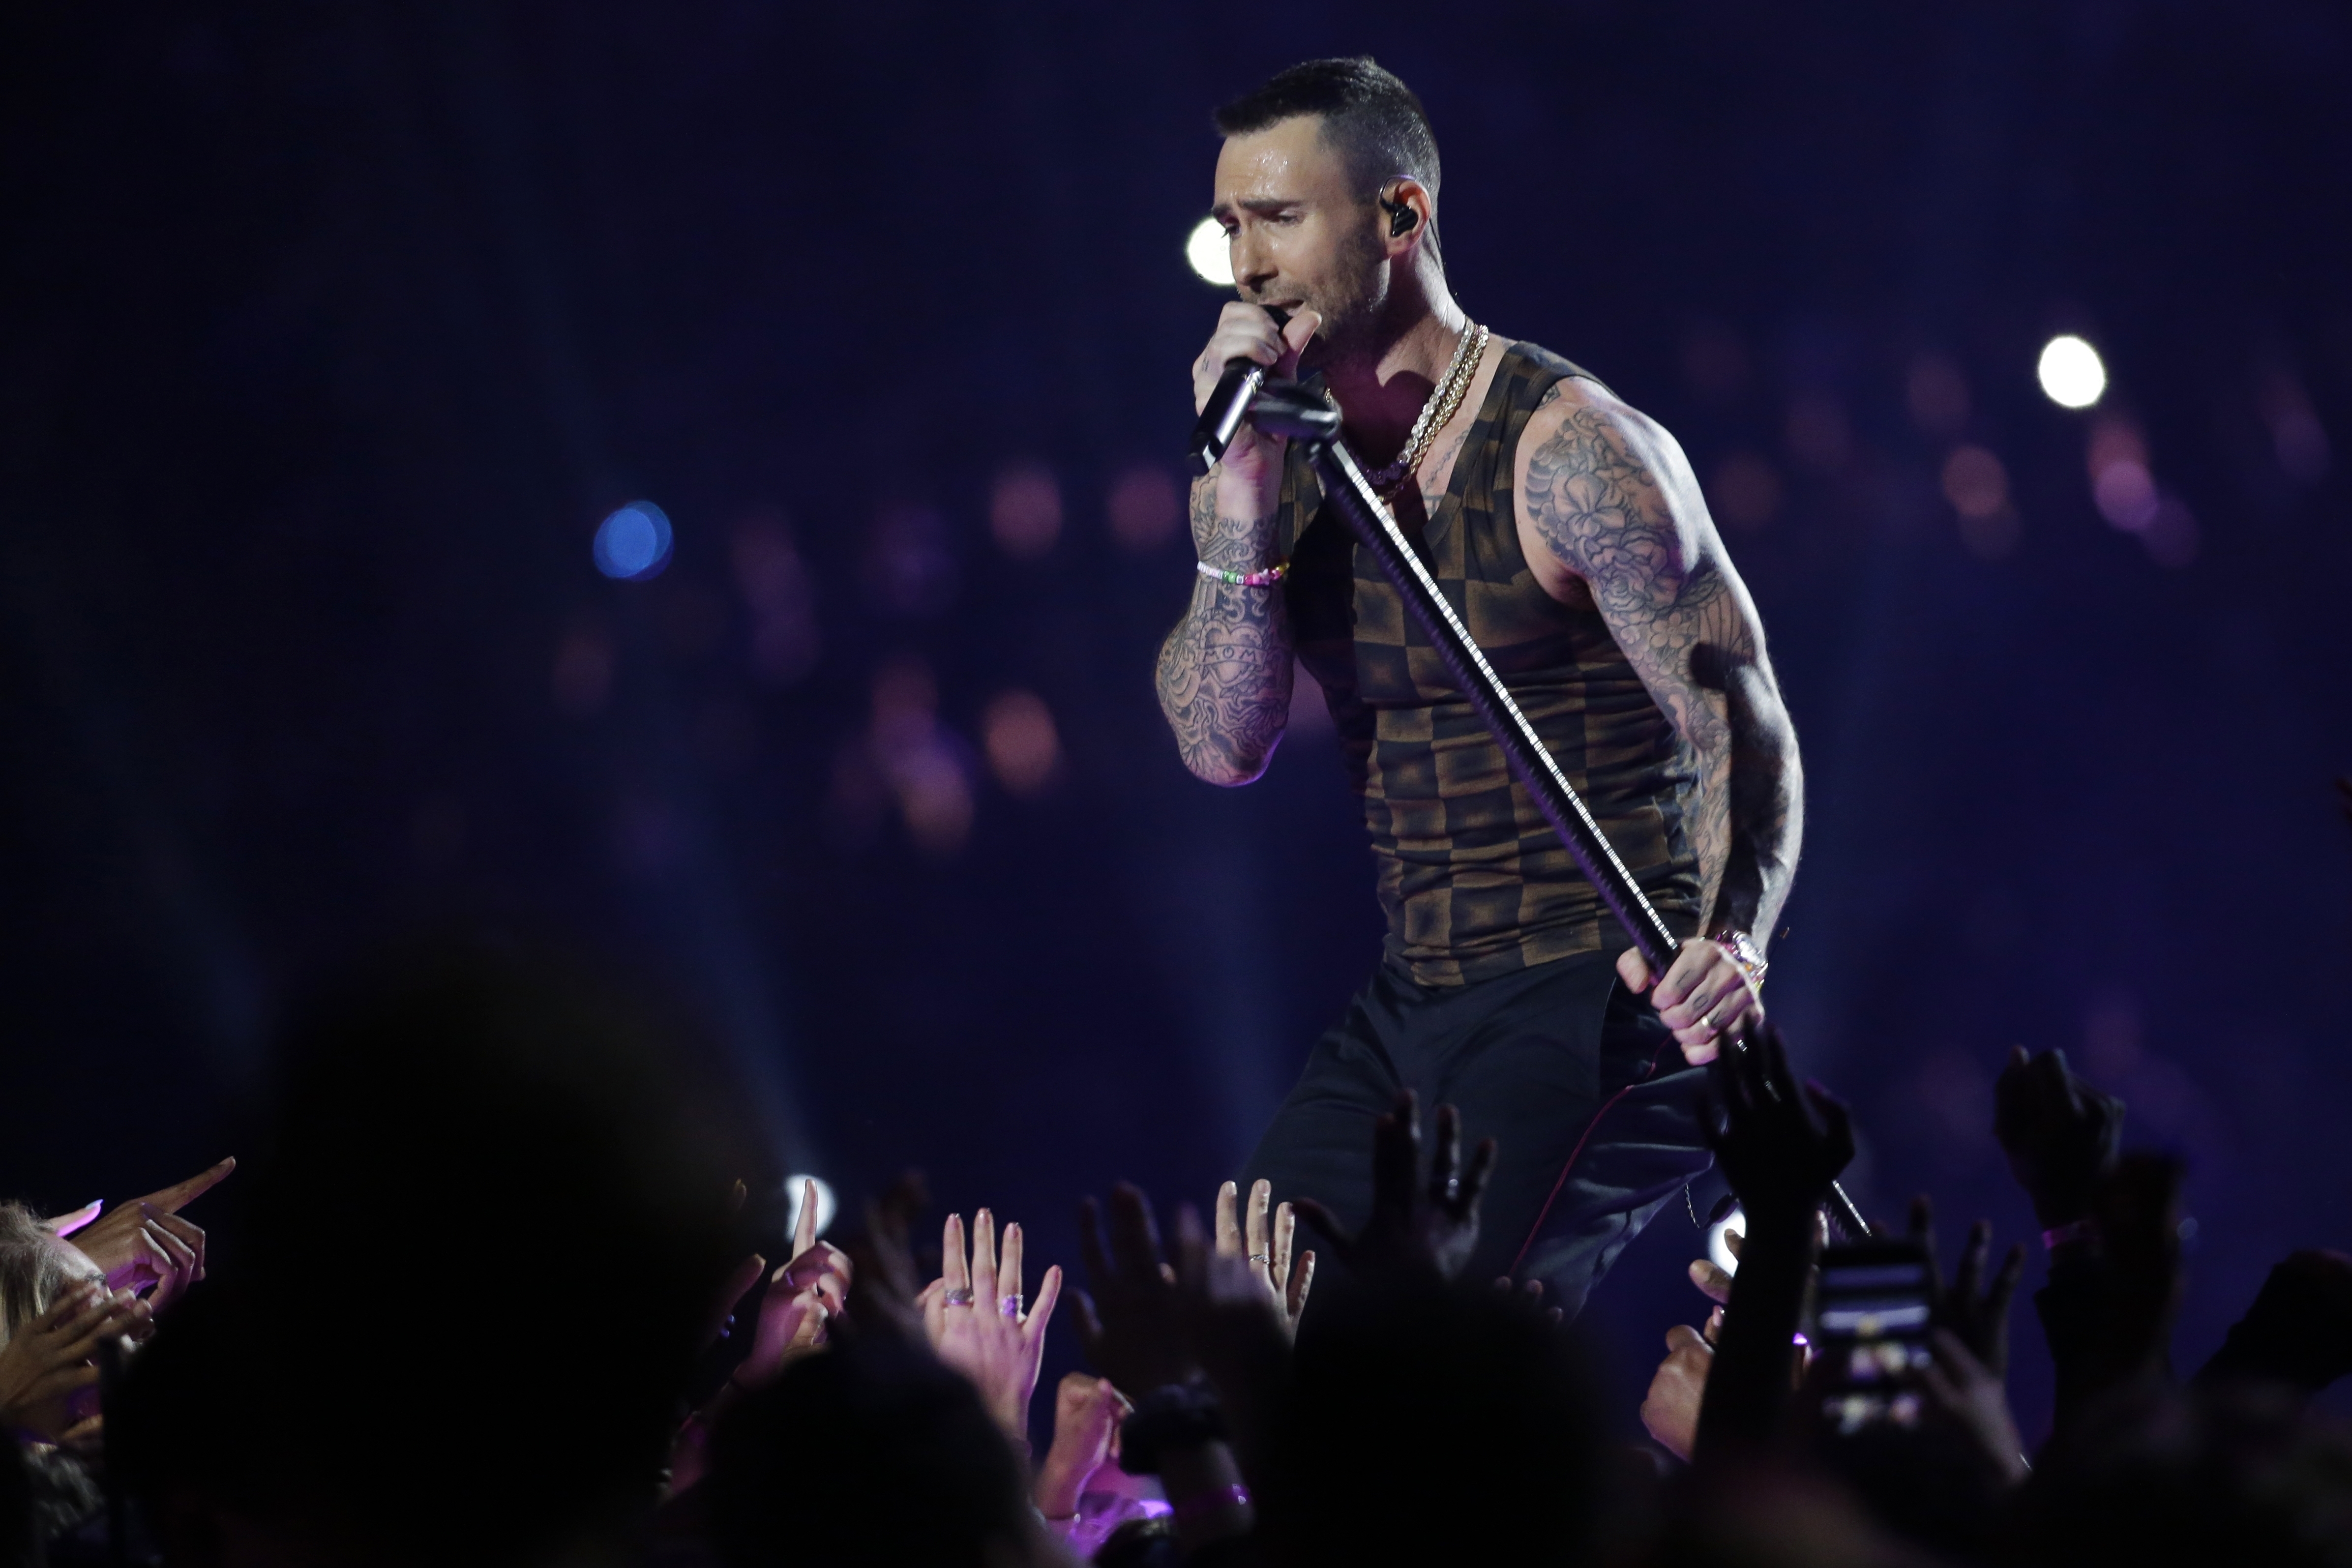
[1811,1241,1934,1435]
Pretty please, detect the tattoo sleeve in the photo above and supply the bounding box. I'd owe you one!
[1520,391,1804,944]
[1153,474,1295,785]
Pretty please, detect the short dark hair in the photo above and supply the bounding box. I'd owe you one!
[1214,57,1441,203]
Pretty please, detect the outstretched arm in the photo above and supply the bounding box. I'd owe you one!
[1515,383,1803,944]
[1154,474,1295,784]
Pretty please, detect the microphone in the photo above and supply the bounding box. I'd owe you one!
[1185,305,1291,477]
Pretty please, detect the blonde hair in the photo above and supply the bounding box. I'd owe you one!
[0,1200,78,1346]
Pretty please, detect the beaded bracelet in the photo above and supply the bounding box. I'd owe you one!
[1196,558,1289,589]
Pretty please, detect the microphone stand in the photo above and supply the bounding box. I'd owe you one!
[1243,381,1870,1242]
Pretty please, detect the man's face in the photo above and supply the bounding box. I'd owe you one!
[1212,117,1387,361]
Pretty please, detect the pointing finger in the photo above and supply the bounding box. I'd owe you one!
[136,1157,236,1217]
[793,1179,820,1259]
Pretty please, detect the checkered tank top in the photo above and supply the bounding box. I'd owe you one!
[1279,340,1702,987]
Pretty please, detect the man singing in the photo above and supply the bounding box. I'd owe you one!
[1154,58,1804,1315]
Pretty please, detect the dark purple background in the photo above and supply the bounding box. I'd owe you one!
[4,1,2348,1439]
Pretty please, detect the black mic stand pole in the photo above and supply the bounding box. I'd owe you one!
[1242,381,1870,1242]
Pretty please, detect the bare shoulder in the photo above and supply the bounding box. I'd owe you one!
[1515,376,1715,609]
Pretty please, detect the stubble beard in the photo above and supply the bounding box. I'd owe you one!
[1294,229,1394,376]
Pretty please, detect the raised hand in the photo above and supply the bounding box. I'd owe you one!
[57,1157,234,1297]
[1034,1372,1132,1521]
[1693,1030,1851,1461]
[1993,1046,2123,1229]
[736,1180,849,1390]
[1293,1092,1495,1282]
[1915,1329,2030,1488]
[0,1282,149,1442]
[1907,1195,2027,1378]
[1706,1029,1853,1221]
[1640,1322,1714,1461]
[2199,1249,2352,1394]
[1074,1184,1196,1395]
[1214,1179,1315,1334]
[843,1168,930,1341]
[921,1210,1062,1442]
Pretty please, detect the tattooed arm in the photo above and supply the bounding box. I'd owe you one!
[1154,474,1295,785]
[1514,381,1803,945]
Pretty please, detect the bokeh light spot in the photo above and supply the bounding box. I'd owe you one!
[1187,217,1232,286]
[594,501,674,580]
[2086,416,2158,532]
[982,689,1062,797]
[990,463,1063,558]
[2093,462,2159,532]
[2037,335,2107,409]
[1940,445,2010,519]
[731,514,820,685]
[868,653,974,857]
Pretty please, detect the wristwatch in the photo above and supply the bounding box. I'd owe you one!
[1711,928,1768,991]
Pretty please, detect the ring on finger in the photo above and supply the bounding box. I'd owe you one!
[999,1294,1023,1318]
[1247,1252,1271,1265]
[943,1286,976,1307]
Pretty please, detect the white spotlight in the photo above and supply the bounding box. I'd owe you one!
[1707,1205,1746,1275]
[1186,217,1233,286]
[783,1174,837,1240]
[2037,334,2108,409]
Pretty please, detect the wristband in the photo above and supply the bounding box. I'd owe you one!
[2041,1218,2098,1251]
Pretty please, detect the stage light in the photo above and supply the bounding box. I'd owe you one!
[1186,216,1233,286]
[1708,1205,1746,1275]
[2036,335,2106,409]
[783,1174,838,1240]
[595,501,674,579]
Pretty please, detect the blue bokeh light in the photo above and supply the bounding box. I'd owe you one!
[594,501,674,580]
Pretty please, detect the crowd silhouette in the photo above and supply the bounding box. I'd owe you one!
[5,938,2351,1567]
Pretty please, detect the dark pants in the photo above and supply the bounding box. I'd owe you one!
[1239,949,1713,1321]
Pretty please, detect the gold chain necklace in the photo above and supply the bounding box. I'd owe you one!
[1356,322,1489,498]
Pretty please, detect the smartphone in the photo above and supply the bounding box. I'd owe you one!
[1810,1239,1935,1436]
